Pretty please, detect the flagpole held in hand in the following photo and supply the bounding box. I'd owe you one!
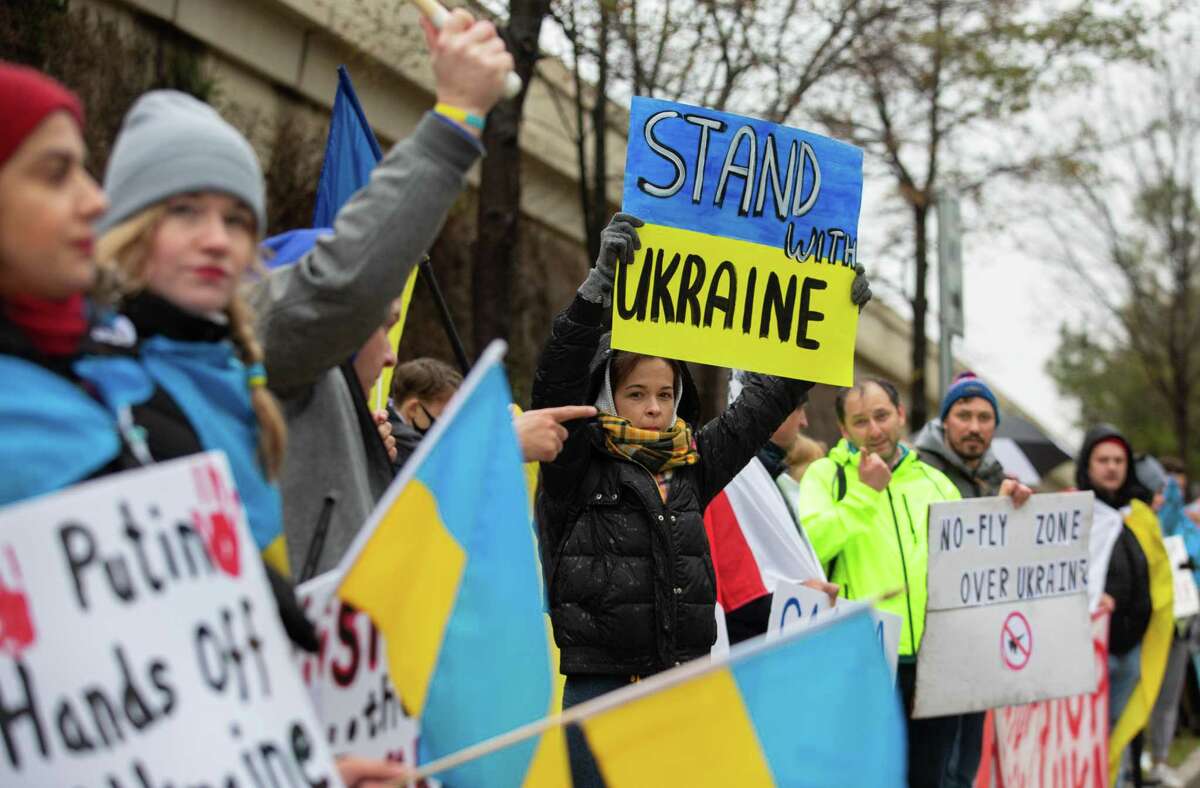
[408,0,524,99]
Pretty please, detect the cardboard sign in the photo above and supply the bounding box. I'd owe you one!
[616,97,863,385]
[915,492,1096,718]
[991,612,1110,788]
[766,582,900,681]
[1164,535,1200,619]
[294,572,425,774]
[0,454,339,787]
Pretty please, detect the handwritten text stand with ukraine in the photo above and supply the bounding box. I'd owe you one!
[616,97,863,385]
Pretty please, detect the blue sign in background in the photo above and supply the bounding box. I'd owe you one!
[622,97,864,252]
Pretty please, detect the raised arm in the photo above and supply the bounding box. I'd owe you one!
[695,373,814,504]
[532,214,642,496]
[249,10,512,395]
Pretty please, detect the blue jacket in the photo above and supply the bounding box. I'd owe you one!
[121,293,284,556]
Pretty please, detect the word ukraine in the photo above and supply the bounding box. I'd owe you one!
[616,97,864,384]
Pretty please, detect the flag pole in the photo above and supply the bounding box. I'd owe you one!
[400,594,899,783]
[419,256,472,375]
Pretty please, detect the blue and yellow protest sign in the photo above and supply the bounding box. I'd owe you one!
[616,97,864,384]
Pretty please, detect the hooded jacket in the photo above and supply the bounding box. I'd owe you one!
[532,295,812,675]
[797,438,961,657]
[913,419,1007,499]
[1077,424,1154,655]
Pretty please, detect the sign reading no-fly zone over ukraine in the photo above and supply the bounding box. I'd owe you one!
[617,97,863,385]
[914,491,1097,718]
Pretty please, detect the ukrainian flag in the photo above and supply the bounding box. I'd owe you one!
[336,341,566,786]
[580,609,905,787]
[451,607,905,786]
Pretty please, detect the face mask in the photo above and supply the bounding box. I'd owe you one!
[413,402,438,436]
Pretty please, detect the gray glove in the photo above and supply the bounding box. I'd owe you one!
[851,263,872,311]
[579,213,644,306]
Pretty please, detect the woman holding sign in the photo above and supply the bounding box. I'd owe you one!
[0,65,417,787]
[531,212,870,785]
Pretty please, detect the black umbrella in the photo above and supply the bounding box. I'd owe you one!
[994,414,1073,477]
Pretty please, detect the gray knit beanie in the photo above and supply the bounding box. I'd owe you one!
[98,90,265,234]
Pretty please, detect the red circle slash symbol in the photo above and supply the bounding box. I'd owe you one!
[1001,611,1033,671]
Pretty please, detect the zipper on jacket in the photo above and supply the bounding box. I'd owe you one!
[886,488,918,653]
[609,450,682,663]
[900,494,918,541]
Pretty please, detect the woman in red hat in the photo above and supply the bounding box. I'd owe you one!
[0,63,412,788]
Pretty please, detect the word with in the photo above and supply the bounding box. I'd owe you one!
[638,110,822,222]
[939,512,1009,552]
[1034,509,1086,546]
[616,248,829,348]
[60,502,216,613]
[0,645,174,769]
[194,596,271,704]
[783,223,858,267]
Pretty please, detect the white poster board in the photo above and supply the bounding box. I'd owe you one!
[0,453,340,787]
[293,571,425,773]
[914,492,1096,718]
[766,581,900,682]
[992,611,1110,788]
[1164,535,1200,619]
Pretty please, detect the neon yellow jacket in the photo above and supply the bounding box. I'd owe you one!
[797,439,961,657]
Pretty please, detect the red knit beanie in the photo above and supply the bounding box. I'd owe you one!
[0,62,84,168]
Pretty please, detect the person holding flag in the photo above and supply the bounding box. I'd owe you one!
[257,9,511,576]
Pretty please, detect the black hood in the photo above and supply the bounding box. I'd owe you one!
[1075,424,1151,508]
[586,332,701,426]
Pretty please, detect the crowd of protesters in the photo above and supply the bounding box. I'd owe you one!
[2,6,1198,786]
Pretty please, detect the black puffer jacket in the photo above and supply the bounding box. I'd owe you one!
[1076,424,1153,656]
[532,296,812,675]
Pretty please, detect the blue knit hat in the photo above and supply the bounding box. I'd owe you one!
[940,371,1000,424]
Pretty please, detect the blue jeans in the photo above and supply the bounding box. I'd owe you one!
[563,674,634,788]
[1109,644,1142,729]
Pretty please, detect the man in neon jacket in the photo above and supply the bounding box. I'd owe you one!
[798,377,961,788]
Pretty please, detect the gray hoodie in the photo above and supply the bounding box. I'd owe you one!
[248,114,482,578]
[913,420,1007,499]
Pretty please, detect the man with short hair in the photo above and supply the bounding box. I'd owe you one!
[797,378,962,787]
[914,371,1032,787]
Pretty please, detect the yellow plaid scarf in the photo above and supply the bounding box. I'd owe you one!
[597,415,699,477]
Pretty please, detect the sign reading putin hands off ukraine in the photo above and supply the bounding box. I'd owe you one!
[616,97,863,384]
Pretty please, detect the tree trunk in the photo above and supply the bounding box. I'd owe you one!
[586,4,610,263]
[910,203,930,428]
[471,0,550,356]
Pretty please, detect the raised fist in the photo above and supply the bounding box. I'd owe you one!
[859,452,892,492]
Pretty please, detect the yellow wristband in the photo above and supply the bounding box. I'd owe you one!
[434,102,486,131]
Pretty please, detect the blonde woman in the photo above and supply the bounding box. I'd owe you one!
[95,90,289,569]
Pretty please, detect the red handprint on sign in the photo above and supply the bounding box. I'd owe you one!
[0,546,35,658]
[191,463,242,577]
